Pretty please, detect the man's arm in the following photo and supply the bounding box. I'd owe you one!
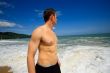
[27,28,41,73]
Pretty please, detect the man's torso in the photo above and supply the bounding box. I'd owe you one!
[36,25,58,67]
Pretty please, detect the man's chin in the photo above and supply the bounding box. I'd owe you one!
[54,22,57,25]
[52,23,56,26]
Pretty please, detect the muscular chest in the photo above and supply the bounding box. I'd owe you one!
[41,30,57,46]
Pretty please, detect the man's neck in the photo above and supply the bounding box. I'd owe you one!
[45,21,54,30]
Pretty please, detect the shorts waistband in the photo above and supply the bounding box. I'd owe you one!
[36,62,58,68]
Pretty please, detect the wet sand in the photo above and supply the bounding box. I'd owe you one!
[0,66,13,73]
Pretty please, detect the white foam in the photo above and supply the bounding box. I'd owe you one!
[0,40,110,73]
[60,45,110,73]
[0,40,28,73]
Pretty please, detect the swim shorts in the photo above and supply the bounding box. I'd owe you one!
[35,62,61,73]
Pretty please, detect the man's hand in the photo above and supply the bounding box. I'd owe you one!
[58,59,61,67]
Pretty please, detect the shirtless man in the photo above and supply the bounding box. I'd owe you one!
[27,8,61,73]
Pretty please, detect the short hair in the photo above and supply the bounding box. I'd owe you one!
[43,8,56,22]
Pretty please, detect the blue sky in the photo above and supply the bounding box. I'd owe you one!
[0,0,110,35]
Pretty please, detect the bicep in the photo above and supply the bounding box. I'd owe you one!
[28,40,39,57]
[27,30,41,57]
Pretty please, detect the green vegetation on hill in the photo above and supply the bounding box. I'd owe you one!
[0,32,31,39]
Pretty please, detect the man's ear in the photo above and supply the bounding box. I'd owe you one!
[50,14,54,21]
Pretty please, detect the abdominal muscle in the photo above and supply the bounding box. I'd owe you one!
[37,46,58,67]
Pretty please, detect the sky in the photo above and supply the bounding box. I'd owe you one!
[0,0,110,35]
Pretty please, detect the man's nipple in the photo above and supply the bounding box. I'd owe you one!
[46,40,53,45]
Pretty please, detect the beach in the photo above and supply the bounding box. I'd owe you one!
[0,66,13,73]
[0,36,110,73]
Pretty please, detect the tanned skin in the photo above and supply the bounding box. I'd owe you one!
[27,14,60,73]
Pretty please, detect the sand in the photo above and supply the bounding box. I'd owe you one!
[0,66,13,73]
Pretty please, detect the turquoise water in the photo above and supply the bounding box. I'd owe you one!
[58,36,110,46]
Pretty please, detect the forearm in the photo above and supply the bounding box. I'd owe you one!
[27,56,36,73]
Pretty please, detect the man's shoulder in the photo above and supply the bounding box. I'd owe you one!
[32,25,44,36]
[34,25,43,32]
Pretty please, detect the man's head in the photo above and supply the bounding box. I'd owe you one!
[43,8,57,25]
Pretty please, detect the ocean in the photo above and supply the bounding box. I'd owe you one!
[0,35,110,73]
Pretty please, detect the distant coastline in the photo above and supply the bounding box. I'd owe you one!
[0,32,110,40]
[0,32,31,39]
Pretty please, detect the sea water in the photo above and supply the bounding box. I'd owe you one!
[0,36,110,73]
